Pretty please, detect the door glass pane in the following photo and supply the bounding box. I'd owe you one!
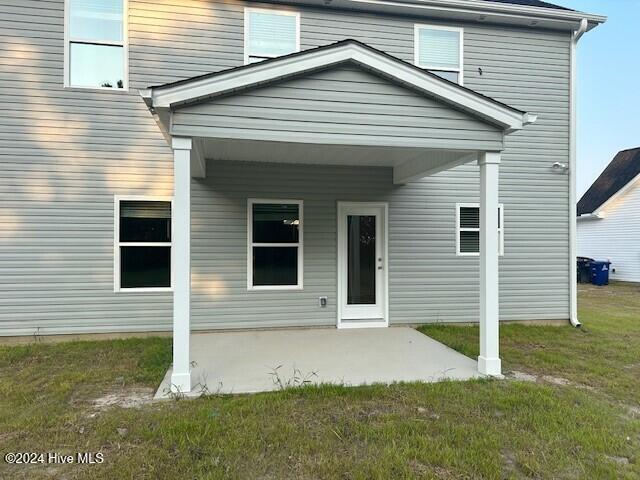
[252,203,299,243]
[253,247,298,286]
[347,215,376,305]
[120,246,170,288]
[70,43,124,88]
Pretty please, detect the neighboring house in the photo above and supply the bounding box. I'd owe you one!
[577,148,640,282]
[0,0,604,391]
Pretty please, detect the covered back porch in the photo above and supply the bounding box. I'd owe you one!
[141,40,535,393]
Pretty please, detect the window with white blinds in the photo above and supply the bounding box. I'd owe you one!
[414,25,463,85]
[244,8,299,64]
[456,203,504,256]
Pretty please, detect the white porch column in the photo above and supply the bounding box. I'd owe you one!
[171,136,192,392]
[478,151,502,377]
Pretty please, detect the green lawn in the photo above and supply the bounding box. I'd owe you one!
[1,284,639,479]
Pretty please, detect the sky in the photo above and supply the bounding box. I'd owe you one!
[556,0,640,197]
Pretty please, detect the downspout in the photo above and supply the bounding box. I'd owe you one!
[569,18,588,328]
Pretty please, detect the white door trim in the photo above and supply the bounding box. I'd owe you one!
[337,202,389,329]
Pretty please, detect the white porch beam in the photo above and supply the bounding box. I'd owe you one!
[478,151,502,377]
[171,136,192,393]
[393,152,477,184]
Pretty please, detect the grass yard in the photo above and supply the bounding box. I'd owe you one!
[1,283,639,479]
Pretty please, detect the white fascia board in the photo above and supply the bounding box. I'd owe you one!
[313,0,606,31]
[149,42,529,132]
[592,172,640,216]
[577,213,604,221]
[139,88,153,108]
[150,47,350,108]
[411,0,607,26]
[350,49,526,130]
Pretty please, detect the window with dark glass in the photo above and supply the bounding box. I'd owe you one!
[67,0,126,89]
[118,200,171,289]
[457,204,503,256]
[347,215,376,305]
[249,201,302,288]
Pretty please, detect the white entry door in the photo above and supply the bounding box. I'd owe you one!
[337,202,388,328]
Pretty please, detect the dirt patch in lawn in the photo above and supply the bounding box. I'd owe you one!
[508,370,589,388]
[92,386,154,410]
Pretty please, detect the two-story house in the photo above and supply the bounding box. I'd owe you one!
[0,0,604,392]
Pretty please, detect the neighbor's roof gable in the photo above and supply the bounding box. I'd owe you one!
[577,147,640,216]
[141,40,535,134]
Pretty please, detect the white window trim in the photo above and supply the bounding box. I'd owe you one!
[414,23,464,86]
[114,195,173,293]
[247,198,304,291]
[243,7,301,65]
[456,203,504,256]
[64,0,129,91]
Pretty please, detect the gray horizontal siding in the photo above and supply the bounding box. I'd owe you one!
[0,0,570,335]
[0,0,175,336]
[192,160,569,329]
[192,161,392,329]
[172,65,503,151]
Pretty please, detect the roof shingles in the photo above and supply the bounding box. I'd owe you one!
[577,148,640,215]
[481,0,572,10]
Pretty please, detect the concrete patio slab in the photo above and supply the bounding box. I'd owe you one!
[155,327,482,398]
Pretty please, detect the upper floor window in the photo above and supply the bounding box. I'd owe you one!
[244,8,300,64]
[65,0,127,90]
[415,25,463,85]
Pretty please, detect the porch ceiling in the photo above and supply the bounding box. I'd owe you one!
[199,137,478,182]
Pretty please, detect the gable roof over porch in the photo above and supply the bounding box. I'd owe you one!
[140,40,535,181]
[156,40,518,393]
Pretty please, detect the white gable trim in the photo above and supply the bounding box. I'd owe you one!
[141,42,533,133]
[592,172,640,216]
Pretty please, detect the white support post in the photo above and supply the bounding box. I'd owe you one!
[478,151,502,377]
[171,136,192,393]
